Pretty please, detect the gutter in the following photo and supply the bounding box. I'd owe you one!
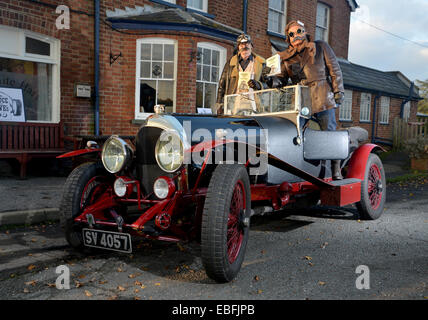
[344,84,419,102]
[94,0,100,136]
[109,20,239,42]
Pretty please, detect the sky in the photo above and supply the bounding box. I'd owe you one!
[348,0,428,82]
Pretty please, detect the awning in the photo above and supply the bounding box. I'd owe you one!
[270,37,288,52]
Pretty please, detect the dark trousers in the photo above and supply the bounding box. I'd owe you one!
[301,107,337,131]
[313,108,337,131]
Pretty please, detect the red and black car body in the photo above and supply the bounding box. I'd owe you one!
[58,86,386,283]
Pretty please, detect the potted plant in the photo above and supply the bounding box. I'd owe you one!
[403,136,428,171]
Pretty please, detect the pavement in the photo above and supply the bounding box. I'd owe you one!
[0,151,421,227]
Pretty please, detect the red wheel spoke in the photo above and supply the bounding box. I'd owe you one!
[227,180,246,264]
[367,164,383,210]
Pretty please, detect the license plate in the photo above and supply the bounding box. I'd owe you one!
[82,228,132,253]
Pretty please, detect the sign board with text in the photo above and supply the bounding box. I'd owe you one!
[0,87,25,122]
[75,83,91,98]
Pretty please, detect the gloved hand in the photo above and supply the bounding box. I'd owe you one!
[334,92,344,106]
[261,66,272,79]
[248,79,261,90]
[215,102,224,114]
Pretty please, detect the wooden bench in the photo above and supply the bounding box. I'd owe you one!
[0,121,65,179]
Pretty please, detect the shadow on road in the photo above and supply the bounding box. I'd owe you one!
[288,205,360,221]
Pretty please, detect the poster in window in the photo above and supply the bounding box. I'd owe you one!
[0,87,25,122]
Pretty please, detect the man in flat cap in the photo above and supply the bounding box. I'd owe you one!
[268,20,345,180]
[214,34,267,114]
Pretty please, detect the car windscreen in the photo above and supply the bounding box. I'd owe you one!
[225,87,297,116]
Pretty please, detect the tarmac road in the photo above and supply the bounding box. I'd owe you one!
[0,179,427,301]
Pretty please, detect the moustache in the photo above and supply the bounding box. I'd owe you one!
[292,36,306,43]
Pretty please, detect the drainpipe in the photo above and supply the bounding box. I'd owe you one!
[371,93,380,143]
[94,0,100,136]
[400,81,414,119]
[243,0,248,33]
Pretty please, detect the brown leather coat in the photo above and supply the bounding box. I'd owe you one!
[216,53,266,105]
[277,40,344,113]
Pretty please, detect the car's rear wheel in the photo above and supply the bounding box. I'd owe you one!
[356,154,386,220]
[201,164,251,283]
[60,162,111,251]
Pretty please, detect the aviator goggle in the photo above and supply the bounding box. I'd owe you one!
[288,28,305,38]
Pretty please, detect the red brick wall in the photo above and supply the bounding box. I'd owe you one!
[0,0,96,136]
[318,0,351,59]
[208,0,243,31]
[0,0,387,139]
[97,29,234,136]
[245,0,351,61]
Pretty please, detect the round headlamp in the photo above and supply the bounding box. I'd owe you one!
[301,106,311,117]
[153,177,175,199]
[113,177,133,197]
[155,131,184,173]
[101,136,133,174]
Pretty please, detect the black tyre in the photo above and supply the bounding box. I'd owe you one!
[356,154,386,220]
[201,164,251,283]
[59,162,111,251]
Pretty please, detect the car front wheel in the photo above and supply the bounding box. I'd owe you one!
[60,162,111,251]
[356,154,386,220]
[201,164,251,283]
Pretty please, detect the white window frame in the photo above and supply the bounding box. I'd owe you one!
[196,42,226,111]
[339,89,353,121]
[187,0,208,13]
[315,2,330,42]
[403,101,411,121]
[163,0,176,4]
[0,25,61,123]
[379,96,390,124]
[135,38,177,120]
[268,0,287,35]
[360,92,371,122]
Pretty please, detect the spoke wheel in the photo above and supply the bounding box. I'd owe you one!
[60,162,111,251]
[201,164,251,283]
[227,180,246,264]
[356,154,386,220]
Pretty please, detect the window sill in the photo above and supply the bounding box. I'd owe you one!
[186,7,215,19]
[359,120,371,124]
[150,0,184,9]
[379,122,390,125]
[339,119,353,123]
[267,30,286,40]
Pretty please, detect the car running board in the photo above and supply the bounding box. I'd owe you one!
[320,178,362,207]
[264,152,362,206]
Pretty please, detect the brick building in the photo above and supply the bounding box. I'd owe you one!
[0,0,421,149]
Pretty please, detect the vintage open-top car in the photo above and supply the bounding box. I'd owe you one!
[58,85,386,283]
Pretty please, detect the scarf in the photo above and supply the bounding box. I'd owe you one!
[278,40,316,64]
